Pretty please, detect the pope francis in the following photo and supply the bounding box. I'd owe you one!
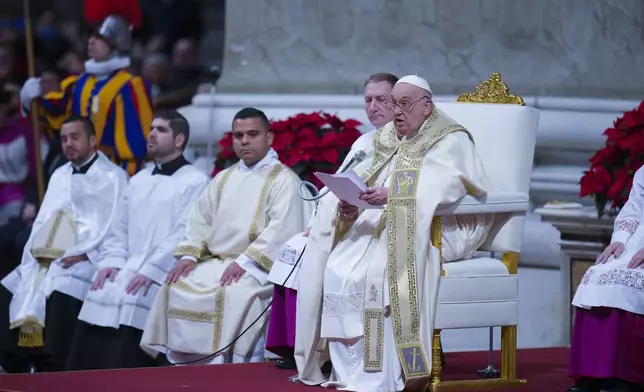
[294,75,493,392]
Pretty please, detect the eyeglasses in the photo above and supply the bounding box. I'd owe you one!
[384,96,430,112]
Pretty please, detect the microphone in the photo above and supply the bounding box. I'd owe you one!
[299,150,367,201]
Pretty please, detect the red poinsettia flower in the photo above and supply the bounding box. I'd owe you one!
[212,111,362,189]
[580,100,644,216]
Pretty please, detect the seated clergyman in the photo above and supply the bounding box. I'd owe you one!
[141,107,306,365]
[265,72,399,370]
[567,167,644,392]
[0,116,127,372]
[65,110,208,371]
[294,75,494,392]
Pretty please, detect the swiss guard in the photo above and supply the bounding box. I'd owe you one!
[19,0,153,176]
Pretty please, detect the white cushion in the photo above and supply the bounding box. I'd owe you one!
[441,257,509,277]
[436,258,518,329]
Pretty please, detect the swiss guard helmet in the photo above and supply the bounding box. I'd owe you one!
[96,15,132,53]
[84,0,142,54]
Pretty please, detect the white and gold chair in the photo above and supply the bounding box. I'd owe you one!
[430,73,539,391]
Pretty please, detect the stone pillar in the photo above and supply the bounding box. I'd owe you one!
[217,0,644,98]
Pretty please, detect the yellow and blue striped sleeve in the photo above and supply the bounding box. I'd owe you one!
[111,76,153,162]
[37,74,80,132]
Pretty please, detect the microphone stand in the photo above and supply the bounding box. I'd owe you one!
[298,150,366,202]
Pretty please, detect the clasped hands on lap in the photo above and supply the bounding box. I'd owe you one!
[338,186,388,221]
[596,241,644,269]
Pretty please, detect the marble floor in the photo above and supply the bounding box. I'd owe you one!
[442,266,566,353]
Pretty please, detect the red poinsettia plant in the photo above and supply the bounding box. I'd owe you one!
[212,112,362,188]
[580,100,644,217]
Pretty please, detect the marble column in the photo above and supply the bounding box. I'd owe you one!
[217,0,644,99]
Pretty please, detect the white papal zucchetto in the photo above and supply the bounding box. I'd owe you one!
[396,75,433,95]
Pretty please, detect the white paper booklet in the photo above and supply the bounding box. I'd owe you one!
[313,171,383,209]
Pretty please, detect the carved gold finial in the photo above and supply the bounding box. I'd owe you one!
[457,72,525,106]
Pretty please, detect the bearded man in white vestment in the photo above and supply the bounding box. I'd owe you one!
[266,72,398,370]
[65,110,208,371]
[294,76,493,392]
[141,107,306,365]
[0,116,127,372]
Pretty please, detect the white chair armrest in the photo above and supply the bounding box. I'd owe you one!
[435,191,529,216]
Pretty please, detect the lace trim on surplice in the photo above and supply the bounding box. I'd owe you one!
[580,268,644,292]
[322,293,365,316]
[615,219,638,234]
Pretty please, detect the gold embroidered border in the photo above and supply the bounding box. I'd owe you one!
[387,197,421,341]
[431,217,443,265]
[9,315,44,330]
[212,287,225,352]
[363,309,384,372]
[166,283,226,353]
[245,246,273,271]
[248,165,283,243]
[171,279,221,294]
[174,245,204,260]
[167,307,217,323]
[216,164,236,209]
[30,247,65,260]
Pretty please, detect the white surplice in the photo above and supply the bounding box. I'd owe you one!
[0,153,127,336]
[77,164,208,330]
[294,109,493,392]
[573,167,644,316]
[141,149,306,364]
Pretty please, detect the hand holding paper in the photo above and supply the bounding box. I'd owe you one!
[314,171,384,209]
[359,186,388,206]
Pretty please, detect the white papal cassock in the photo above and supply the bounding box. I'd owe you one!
[141,149,306,364]
[78,161,208,331]
[0,153,127,345]
[294,109,493,392]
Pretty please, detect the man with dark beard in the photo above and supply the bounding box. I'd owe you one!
[0,116,127,372]
[66,110,207,370]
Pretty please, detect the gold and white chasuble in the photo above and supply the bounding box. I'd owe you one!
[0,153,127,346]
[294,109,492,392]
[77,165,208,331]
[141,150,306,363]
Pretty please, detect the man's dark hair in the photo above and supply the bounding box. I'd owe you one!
[364,73,399,88]
[232,107,270,132]
[153,109,191,150]
[62,115,95,137]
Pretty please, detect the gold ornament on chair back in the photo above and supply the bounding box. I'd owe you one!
[457,72,525,106]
